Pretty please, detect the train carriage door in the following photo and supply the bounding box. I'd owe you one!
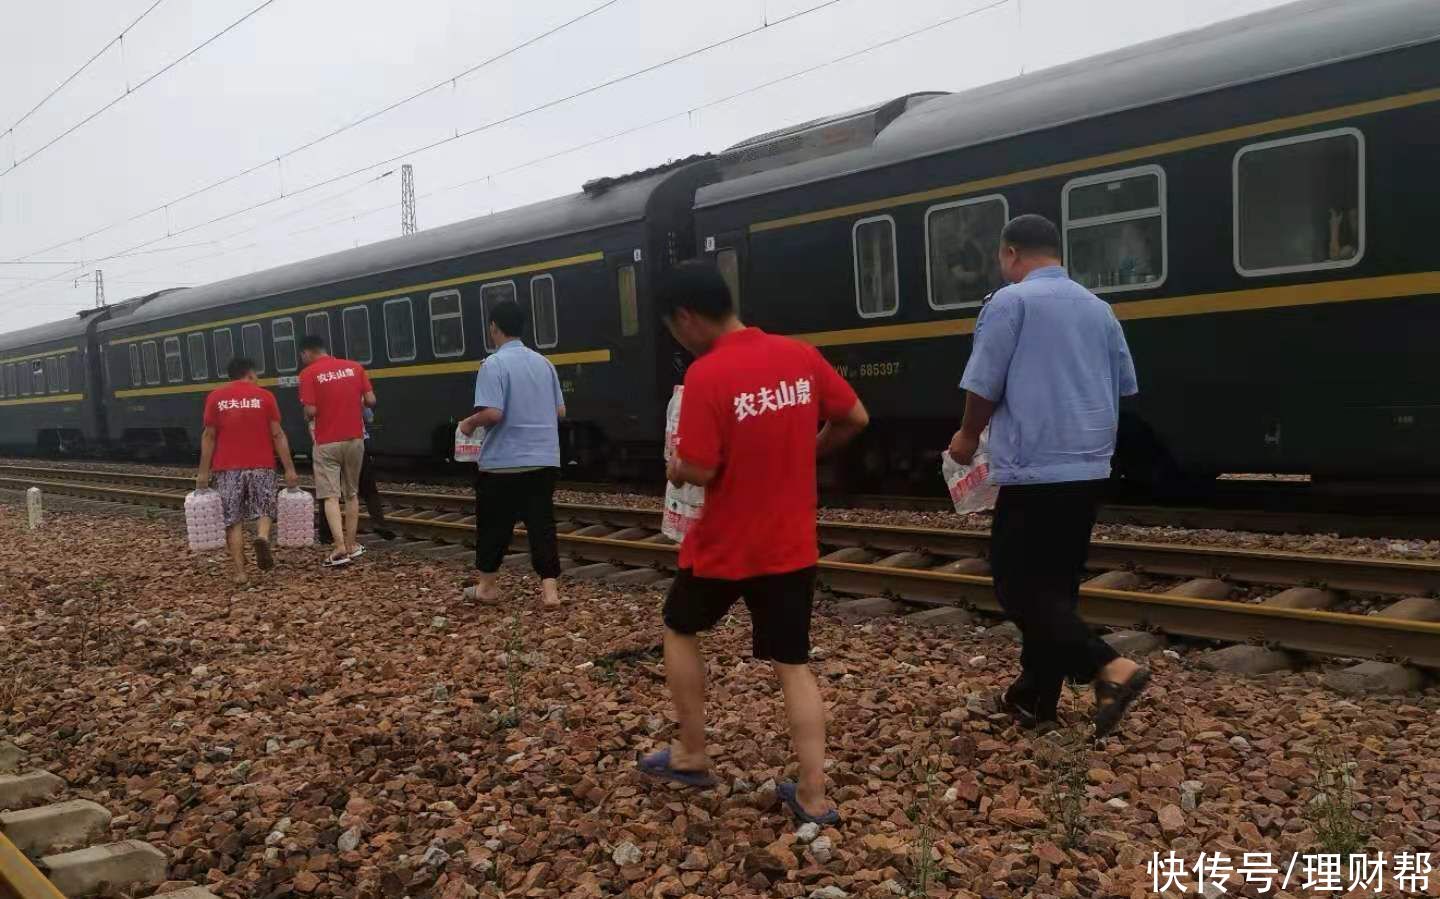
[704,231,747,320]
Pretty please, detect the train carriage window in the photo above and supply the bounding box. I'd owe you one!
[8,363,17,398]
[1234,128,1364,276]
[163,337,184,383]
[32,362,46,395]
[142,341,161,385]
[46,357,60,394]
[16,362,29,396]
[617,265,639,337]
[58,356,70,394]
[383,298,416,362]
[853,215,899,318]
[478,283,515,353]
[1063,165,1167,294]
[715,249,741,315]
[128,345,142,386]
[530,275,558,350]
[241,323,266,373]
[430,290,466,358]
[213,329,235,376]
[187,333,208,381]
[304,312,333,353]
[272,319,298,372]
[926,196,1008,309]
[0,363,6,398]
[342,306,372,365]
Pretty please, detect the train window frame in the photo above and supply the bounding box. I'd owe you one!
[852,214,900,319]
[16,362,29,396]
[0,363,9,398]
[342,305,373,365]
[128,345,142,386]
[715,248,741,315]
[45,357,61,394]
[1232,127,1366,278]
[142,341,161,385]
[429,289,466,358]
[530,275,559,350]
[162,336,184,383]
[0,363,6,398]
[478,281,517,353]
[213,328,235,377]
[924,194,1009,310]
[617,265,639,337]
[383,297,416,362]
[32,362,45,395]
[187,333,209,381]
[1061,164,1168,296]
[304,311,333,354]
[272,318,298,373]
[58,356,70,394]
[241,323,266,374]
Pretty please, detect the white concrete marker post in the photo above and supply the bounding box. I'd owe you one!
[26,486,42,529]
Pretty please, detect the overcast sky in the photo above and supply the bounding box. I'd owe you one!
[0,0,1293,332]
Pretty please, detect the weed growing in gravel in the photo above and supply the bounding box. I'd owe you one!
[0,662,28,715]
[74,577,116,664]
[1038,725,1091,849]
[904,733,942,898]
[498,613,526,729]
[1305,742,1370,856]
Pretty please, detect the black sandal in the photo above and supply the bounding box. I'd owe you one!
[1093,667,1152,738]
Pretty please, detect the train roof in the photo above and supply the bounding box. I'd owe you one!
[0,313,91,355]
[100,162,706,336]
[695,0,1440,210]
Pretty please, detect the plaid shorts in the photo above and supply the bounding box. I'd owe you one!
[214,468,277,528]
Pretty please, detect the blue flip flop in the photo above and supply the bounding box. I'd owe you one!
[637,747,716,788]
[777,781,841,826]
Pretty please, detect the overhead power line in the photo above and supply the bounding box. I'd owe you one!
[2,0,281,179]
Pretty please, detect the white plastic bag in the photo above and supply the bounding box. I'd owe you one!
[942,429,998,515]
[454,424,486,464]
[184,489,226,551]
[661,386,705,543]
[277,487,316,548]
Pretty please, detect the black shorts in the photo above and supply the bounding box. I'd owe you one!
[662,566,817,664]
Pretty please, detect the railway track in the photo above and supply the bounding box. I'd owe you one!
[3,464,1440,675]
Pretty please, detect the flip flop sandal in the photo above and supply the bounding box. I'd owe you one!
[462,585,499,603]
[776,781,841,827]
[253,539,275,571]
[349,545,367,559]
[637,747,717,788]
[323,553,352,568]
[1093,667,1152,738]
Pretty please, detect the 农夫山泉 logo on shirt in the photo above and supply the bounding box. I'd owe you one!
[217,398,262,411]
[315,368,357,384]
[733,378,811,421]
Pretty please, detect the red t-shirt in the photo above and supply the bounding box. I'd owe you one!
[298,355,372,445]
[202,381,281,471]
[676,328,858,579]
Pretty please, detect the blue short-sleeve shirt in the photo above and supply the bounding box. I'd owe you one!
[472,339,564,470]
[959,266,1138,485]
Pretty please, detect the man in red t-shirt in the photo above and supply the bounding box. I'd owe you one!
[638,261,869,826]
[196,356,300,584]
[298,336,376,567]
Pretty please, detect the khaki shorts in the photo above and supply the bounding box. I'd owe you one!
[313,438,364,500]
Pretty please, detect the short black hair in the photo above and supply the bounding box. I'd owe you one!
[227,356,257,380]
[1001,214,1062,257]
[654,259,733,321]
[488,300,525,338]
[300,334,327,353]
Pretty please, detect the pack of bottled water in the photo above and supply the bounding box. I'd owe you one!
[184,489,226,551]
[277,488,316,547]
[661,386,705,543]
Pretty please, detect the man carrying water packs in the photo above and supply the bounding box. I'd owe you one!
[639,260,868,826]
[196,356,300,585]
[948,214,1146,738]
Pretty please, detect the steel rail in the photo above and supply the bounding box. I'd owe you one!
[0,832,65,899]
[5,473,1440,667]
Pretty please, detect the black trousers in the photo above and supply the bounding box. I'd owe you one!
[990,479,1118,720]
[474,468,561,579]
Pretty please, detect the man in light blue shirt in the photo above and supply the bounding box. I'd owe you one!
[949,214,1148,739]
[458,300,566,607]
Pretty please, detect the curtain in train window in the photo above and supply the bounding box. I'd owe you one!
[926,197,1008,309]
[129,345,143,386]
[16,363,29,396]
[213,329,235,377]
[58,356,70,393]
[530,276,558,349]
[45,357,61,393]
[163,337,184,383]
[241,323,266,373]
[187,333,209,381]
[617,265,639,337]
[853,216,899,317]
[716,249,741,315]
[32,362,45,395]
[342,306,372,364]
[142,342,161,385]
[1063,166,1166,294]
[430,290,466,357]
[479,282,516,353]
[384,298,416,361]
[272,319,298,372]
[304,312,333,354]
[1235,129,1363,276]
